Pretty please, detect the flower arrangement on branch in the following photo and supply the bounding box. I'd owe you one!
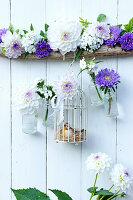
[11,153,133,200]
[0,14,133,59]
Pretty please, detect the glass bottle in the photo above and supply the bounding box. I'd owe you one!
[104,92,118,117]
[89,79,103,106]
[43,103,54,128]
[22,114,37,134]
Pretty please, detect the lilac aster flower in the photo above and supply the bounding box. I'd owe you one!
[105,26,122,46]
[120,32,133,50]
[35,41,51,57]
[95,68,120,88]
[0,28,8,43]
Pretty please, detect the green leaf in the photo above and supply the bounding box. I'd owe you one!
[23,30,28,34]
[87,187,98,194]
[40,30,45,37]
[12,188,50,200]
[16,29,19,34]
[75,49,83,62]
[30,24,34,31]
[1,47,5,55]
[124,17,133,32]
[9,24,14,34]
[49,189,72,200]
[117,24,122,28]
[96,189,114,196]
[24,52,28,59]
[45,24,49,32]
[121,192,126,198]
[97,14,106,22]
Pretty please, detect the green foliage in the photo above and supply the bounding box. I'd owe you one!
[40,30,47,41]
[97,14,106,22]
[1,47,5,55]
[16,29,19,34]
[87,187,98,195]
[124,17,133,32]
[9,24,14,34]
[75,49,83,62]
[49,189,73,200]
[79,17,91,34]
[45,24,49,32]
[23,30,28,34]
[30,23,34,31]
[24,52,28,59]
[96,189,114,196]
[12,188,50,200]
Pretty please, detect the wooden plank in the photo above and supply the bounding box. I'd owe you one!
[0,45,133,60]
[117,1,133,199]
[46,0,82,199]
[11,0,47,198]
[81,0,118,199]
[0,0,11,199]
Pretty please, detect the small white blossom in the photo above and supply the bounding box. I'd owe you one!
[80,57,87,69]
[21,30,42,53]
[86,152,112,174]
[80,22,110,52]
[110,164,133,193]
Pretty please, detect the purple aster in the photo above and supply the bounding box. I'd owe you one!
[35,40,51,58]
[0,28,8,43]
[120,32,133,50]
[95,68,120,88]
[105,26,122,46]
[11,41,20,50]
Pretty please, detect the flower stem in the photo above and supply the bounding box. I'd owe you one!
[44,105,49,122]
[89,173,98,200]
[108,93,112,115]
[106,190,120,200]
[95,84,103,101]
[99,185,114,200]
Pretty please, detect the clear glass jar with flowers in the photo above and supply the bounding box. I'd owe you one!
[14,86,42,134]
[36,79,56,127]
[95,68,120,117]
[79,57,103,106]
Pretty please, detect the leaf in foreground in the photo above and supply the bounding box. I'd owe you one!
[12,188,50,200]
[49,189,73,200]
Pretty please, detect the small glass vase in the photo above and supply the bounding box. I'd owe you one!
[43,103,54,128]
[22,114,37,134]
[104,92,118,117]
[89,80,103,106]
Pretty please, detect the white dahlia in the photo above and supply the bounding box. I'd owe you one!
[14,86,42,114]
[1,31,24,58]
[47,19,82,55]
[86,152,112,174]
[21,30,42,53]
[110,164,133,193]
[54,74,78,100]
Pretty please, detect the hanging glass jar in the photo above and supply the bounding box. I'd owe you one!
[54,88,87,144]
[42,100,55,128]
[22,113,37,134]
[89,78,103,106]
[104,92,118,117]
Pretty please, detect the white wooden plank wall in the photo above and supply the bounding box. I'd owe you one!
[0,0,132,199]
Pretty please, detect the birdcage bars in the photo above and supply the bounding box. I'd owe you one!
[55,89,87,144]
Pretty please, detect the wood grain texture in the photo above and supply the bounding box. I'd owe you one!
[0,45,133,60]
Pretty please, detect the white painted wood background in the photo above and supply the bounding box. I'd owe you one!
[0,0,133,199]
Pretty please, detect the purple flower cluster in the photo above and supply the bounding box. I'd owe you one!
[120,32,133,50]
[95,68,120,88]
[0,28,8,43]
[35,41,51,57]
[105,26,122,46]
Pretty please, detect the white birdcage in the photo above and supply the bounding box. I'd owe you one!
[54,88,87,144]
